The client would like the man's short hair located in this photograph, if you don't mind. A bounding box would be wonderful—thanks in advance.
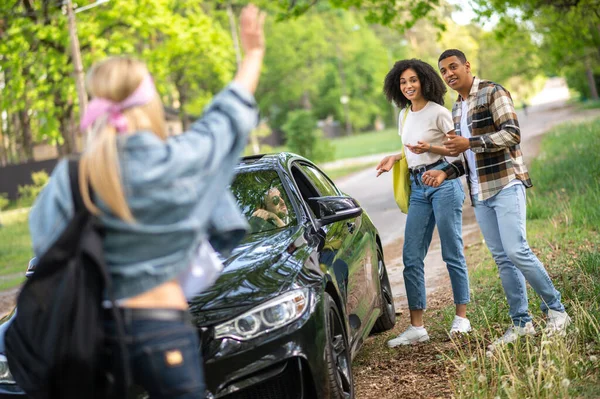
[439,49,467,64]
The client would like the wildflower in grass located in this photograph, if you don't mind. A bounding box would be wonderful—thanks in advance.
[526,367,535,376]
[470,356,477,363]
[541,340,552,345]
[590,355,598,362]
[458,364,466,371]
[486,351,493,358]
[561,378,571,388]
[544,382,553,390]
[478,374,486,383]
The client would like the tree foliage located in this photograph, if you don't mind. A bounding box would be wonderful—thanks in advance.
[1,0,595,169]
[472,0,600,99]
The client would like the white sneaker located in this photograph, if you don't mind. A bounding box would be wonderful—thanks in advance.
[449,315,472,335]
[387,325,430,347]
[488,322,536,350]
[545,309,571,336]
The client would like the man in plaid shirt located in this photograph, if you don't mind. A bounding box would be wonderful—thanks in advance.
[422,49,571,349]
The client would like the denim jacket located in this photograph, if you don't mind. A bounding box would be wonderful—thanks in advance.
[29,82,257,300]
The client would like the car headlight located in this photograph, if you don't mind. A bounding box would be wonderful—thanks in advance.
[0,355,16,384]
[214,288,310,341]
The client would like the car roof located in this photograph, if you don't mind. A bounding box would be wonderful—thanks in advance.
[236,152,309,170]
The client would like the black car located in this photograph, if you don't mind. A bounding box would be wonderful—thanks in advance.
[0,152,396,399]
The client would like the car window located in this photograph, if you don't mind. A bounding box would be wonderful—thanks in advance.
[298,164,339,197]
[230,169,296,234]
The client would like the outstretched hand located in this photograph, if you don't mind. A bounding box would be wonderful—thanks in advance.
[239,4,266,55]
[406,141,430,154]
[421,170,447,187]
[376,155,397,177]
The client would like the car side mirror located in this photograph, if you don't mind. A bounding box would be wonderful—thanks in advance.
[25,257,37,278]
[308,196,363,228]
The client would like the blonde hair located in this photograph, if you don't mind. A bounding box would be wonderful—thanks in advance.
[80,57,167,222]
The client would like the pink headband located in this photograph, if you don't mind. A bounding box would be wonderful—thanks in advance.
[80,74,156,133]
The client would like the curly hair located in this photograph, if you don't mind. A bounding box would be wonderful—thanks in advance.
[383,59,447,109]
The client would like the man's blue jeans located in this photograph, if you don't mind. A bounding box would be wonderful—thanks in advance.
[103,316,205,398]
[403,166,470,310]
[472,183,565,327]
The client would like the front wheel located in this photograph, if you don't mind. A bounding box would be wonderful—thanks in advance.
[324,293,354,399]
[371,252,396,333]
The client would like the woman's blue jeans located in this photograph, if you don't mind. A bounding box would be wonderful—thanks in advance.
[403,165,470,310]
[472,183,565,327]
[103,316,205,399]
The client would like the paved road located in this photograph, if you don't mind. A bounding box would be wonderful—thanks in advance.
[334,77,600,308]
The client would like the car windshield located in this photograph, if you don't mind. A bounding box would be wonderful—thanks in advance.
[230,169,296,234]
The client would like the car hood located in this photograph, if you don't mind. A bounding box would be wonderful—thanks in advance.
[188,226,305,326]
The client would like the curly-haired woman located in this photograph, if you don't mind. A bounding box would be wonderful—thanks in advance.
[375,59,471,346]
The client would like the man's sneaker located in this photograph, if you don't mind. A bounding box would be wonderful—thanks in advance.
[449,315,472,335]
[387,325,430,347]
[488,322,536,350]
[545,309,571,336]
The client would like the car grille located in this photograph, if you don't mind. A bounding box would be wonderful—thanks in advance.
[220,359,302,399]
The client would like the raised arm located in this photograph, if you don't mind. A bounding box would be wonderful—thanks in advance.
[166,5,265,174]
[233,4,266,94]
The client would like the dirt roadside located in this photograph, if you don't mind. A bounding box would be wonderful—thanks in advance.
[353,103,600,398]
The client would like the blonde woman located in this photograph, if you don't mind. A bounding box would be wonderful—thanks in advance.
[28,5,265,397]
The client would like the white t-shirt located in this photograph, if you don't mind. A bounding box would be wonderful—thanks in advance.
[399,101,454,169]
[461,101,480,195]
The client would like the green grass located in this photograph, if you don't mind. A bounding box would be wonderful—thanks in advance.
[527,118,600,228]
[577,99,600,110]
[0,209,32,289]
[252,128,401,162]
[328,128,401,160]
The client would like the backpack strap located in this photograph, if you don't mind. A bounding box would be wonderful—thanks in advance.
[67,158,133,395]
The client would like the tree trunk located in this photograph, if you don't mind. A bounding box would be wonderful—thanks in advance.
[10,113,21,164]
[227,3,242,68]
[585,60,599,101]
[54,95,75,155]
[0,113,6,166]
[336,44,352,135]
[18,108,34,161]
[176,82,190,132]
[59,112,74,155]
[301,90,312,110]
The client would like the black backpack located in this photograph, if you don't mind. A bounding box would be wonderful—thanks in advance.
[5,159,127,399]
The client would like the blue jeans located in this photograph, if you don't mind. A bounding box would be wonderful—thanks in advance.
[403,165,470,310]
[103,317,205,399]
[472,183,565,327]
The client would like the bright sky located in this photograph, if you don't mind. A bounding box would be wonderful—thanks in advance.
[449,0,477,25]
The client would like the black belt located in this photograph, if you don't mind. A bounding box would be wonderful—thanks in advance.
[409,159,445,175]
[104,307,192,323]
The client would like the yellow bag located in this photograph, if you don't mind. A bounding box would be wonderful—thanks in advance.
[392,107,410,213]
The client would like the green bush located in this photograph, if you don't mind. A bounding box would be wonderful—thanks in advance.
[0,193,8,211]
[17,170,49,207]
[282,110,335,163]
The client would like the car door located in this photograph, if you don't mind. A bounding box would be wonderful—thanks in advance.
[292,162,375,346]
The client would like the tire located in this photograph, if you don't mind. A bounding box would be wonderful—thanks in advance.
[324,293,354,399]
[371,252,396,333]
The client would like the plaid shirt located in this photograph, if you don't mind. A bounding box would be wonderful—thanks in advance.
[442,77,532,200]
